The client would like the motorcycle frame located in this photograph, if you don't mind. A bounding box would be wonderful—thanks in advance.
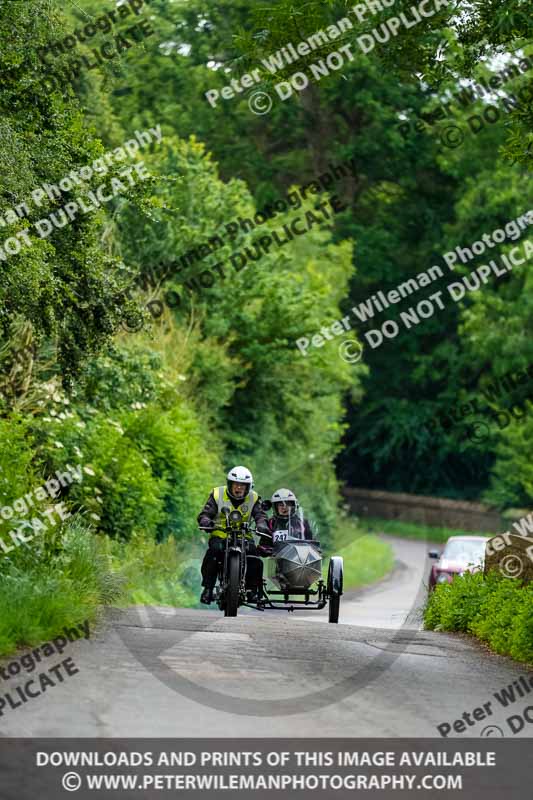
[216,516,251,609]
[257,580,328,612]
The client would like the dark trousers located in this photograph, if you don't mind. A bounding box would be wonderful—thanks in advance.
[201,536,263,589]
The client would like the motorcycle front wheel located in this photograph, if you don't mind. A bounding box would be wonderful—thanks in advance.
[224,551,241,617]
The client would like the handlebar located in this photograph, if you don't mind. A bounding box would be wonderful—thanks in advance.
[198,526,228,534]
[198,525,271,536]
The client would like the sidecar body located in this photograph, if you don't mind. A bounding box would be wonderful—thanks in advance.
[259,529,343,623]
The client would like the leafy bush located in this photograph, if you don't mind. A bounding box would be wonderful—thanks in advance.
[124,403,221,543]
[29,349,222,543]
[425,571,533,663]
[0,415,36,511]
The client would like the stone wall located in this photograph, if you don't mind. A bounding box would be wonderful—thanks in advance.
[342,487,505,533]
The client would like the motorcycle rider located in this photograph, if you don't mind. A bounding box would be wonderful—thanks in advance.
[198,466,269,604]
[258,488,314,554]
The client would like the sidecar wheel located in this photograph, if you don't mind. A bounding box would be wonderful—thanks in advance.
[328,591,340,624]
[327,556,343,624]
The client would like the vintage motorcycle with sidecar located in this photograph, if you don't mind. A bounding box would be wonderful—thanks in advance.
[199,502,343,622]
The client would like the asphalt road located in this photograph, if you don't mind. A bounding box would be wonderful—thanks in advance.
[1,535,531,738]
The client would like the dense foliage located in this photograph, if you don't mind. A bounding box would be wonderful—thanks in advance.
[0,0,531,648]
[425,571,533,663]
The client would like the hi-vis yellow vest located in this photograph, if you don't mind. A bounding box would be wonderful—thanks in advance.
[211,486,258,539]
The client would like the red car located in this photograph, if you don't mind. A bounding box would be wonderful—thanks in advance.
[428,535,490,591]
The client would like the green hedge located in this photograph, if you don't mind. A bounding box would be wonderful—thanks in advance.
[424,571,533,663]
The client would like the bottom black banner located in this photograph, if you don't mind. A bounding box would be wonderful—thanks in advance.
[0,739,530,799]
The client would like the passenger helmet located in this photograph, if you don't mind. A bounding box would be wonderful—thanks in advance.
[227,465,253,498]
[271,488,298,513]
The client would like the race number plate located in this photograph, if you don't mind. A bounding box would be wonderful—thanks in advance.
[273,530,289,542]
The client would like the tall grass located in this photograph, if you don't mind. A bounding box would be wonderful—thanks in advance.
[0,517,122,655]
[106,532,201,608]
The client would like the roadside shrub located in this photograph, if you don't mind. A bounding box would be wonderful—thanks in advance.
[30,361,221,543]
[425,571,533,663]
[424,571,492,631]
[84,423,166,541]
[0,415,38,554]
[124,403,221,543]
[470,578,533,662]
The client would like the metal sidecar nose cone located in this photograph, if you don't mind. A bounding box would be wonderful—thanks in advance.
[276,541,322,588]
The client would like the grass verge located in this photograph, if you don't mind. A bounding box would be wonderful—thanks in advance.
[0,526,200,658]
[331,518,394,590]
[357,516,491,544]
[107,532,200,608]
[424,570,533,663]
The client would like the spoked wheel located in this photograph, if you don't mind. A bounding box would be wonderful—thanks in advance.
[224,551,241,617]
[327,556,343,624]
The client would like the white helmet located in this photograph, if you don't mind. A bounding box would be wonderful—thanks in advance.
[227,465,253,496]
[271,488,298,507]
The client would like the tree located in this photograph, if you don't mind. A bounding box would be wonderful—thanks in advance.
[0,0,154,388]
